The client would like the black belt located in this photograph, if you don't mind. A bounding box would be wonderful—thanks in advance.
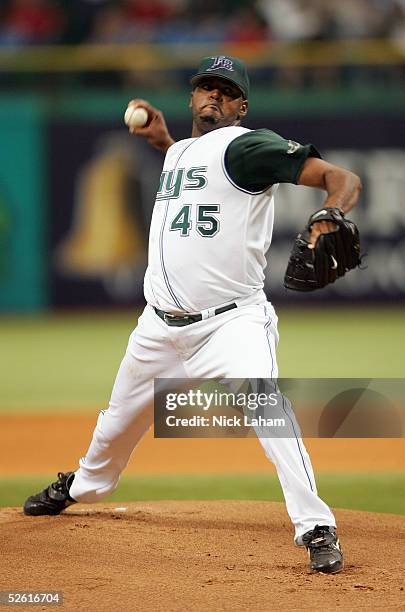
[154,303,237,327]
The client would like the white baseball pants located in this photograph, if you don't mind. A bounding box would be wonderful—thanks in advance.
[69,302,335,541]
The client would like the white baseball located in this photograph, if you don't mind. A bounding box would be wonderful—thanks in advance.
[124,106,148,128]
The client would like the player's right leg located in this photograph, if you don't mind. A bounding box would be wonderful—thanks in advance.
[24,305,185,515]
[181,301,342,573]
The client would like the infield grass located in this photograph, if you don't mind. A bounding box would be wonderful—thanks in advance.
[1,472,404,515]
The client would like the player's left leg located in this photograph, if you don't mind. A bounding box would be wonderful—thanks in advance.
[181,302,342,573]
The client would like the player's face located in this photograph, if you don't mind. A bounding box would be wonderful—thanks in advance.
[190,77,248,136]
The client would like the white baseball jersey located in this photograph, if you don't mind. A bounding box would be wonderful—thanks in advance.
[144,126,276,313]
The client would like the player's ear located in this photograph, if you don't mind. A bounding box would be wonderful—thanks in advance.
[238,99,248,118]
[189,91,194,109]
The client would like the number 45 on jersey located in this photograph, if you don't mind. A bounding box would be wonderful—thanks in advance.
[170,204,220,238]
[157,166,220,238]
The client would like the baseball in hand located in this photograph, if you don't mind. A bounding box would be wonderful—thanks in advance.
[124,105,148,128]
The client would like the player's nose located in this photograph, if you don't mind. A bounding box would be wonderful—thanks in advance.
[209,88,222,100]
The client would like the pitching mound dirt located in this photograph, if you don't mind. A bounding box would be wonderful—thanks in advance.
[1,501,404,611]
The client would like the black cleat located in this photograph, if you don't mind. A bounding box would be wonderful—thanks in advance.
[302,525,343,574]
[24,472,76,516]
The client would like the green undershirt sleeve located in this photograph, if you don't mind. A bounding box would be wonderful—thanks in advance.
[224,128,322,192]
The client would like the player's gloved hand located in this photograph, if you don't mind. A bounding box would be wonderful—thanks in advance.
[127,98,175,153]
[284,207,361,291]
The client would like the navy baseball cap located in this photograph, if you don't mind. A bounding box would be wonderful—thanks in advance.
[190,56,250,100]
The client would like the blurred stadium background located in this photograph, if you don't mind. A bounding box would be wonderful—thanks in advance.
[0,0,404,512]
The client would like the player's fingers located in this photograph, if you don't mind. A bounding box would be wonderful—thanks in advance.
[308,226,321,248]
[127,98,155,113]
[127,98,146,104]
[149,110,166,126]
[131,125,150,134]
[129,124,151,134]
[308,221,337,249]
[131,109,167,137]
[127,100,160,127]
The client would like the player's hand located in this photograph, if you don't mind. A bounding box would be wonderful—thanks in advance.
[284,207,361,291]
[126,99,175,153]
[308,220,338,249]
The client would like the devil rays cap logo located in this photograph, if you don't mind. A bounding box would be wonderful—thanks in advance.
[206,56,234,72]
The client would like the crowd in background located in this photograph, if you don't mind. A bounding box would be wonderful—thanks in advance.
[0,0,403,91]
[0,0,404,46]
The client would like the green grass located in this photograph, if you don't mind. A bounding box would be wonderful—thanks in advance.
[277,307,405,378]
[2,472,404,515]
[0,308,404,412]
[0,312,136,411]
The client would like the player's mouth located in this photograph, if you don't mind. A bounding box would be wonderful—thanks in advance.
[202,103,223,114]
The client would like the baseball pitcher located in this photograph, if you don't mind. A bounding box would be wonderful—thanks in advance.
[24,56,362,574]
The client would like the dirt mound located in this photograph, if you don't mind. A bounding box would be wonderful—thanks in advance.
[1,501,404,611]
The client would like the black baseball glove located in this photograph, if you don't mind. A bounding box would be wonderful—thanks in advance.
[284,207,361,291]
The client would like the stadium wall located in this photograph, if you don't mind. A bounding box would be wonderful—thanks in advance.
[0,88,404,311]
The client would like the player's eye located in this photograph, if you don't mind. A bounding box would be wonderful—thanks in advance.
[223,87,240,99]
